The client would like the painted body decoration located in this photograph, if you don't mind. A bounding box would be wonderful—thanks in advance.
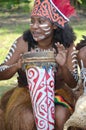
[4,40,17,63]
[0,40,17,72]
[40,24,51,36]
[0,65,10,72]
[30,23,53,41]
[71,47,79,81]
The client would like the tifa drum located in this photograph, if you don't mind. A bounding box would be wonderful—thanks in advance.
[22,50,56,130]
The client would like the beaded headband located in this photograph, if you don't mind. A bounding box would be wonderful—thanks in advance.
[31,0,75,28]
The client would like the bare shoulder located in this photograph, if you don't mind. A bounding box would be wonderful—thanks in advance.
[76,35,86,67]
[78,46,86,67]
[78,46,86,59]
[15,35,28,53]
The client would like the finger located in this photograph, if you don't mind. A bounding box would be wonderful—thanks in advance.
[53,48,56,54]
[55,42,65,51]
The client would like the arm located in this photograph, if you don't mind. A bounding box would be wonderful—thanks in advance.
[77,46,86,68]
[0,36,28,80]
[55,43,79,88]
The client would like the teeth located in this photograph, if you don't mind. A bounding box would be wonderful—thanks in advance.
[42,27,50,31]
[39,24,48,27]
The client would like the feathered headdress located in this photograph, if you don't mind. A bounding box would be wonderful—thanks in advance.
[31,0,76,28]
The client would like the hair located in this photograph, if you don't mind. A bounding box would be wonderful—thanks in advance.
[76,35,86,50]
[23,23,76,51]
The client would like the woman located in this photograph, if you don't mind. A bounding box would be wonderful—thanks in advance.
[0,0,79,130]
[76,35,86,98]
[76,36,86,68]
[76,35,86,130]
[63,36,86,130]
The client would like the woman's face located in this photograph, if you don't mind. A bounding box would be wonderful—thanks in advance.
[30,16,55,42]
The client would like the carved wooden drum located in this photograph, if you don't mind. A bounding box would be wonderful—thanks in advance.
[22,50,56,130]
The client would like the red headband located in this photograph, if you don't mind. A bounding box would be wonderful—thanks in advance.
[31,0,75,28]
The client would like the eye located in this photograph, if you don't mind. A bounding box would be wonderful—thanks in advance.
[30,18,35,24]
[39,18,45,24]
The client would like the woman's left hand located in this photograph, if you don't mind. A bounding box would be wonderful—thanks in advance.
[55,42,68,66]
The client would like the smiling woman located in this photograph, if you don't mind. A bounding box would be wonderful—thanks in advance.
[30,16,56,47]
[0,0,80,130]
